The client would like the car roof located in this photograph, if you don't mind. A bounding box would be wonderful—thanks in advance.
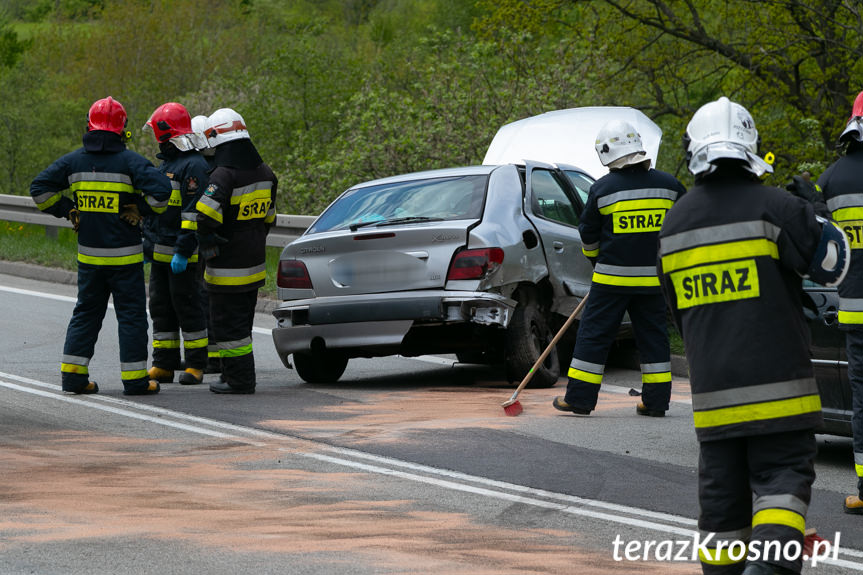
[482,107,663,180]
[349,163,537,190]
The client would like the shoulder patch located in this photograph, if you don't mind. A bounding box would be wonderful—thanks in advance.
[187,176,198,191]
[204,184,217,197]
[166,172,175,180]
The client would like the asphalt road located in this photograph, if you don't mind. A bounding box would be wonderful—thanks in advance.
[1,270,861,574]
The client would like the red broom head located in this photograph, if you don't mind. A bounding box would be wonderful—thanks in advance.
[502,400,523,416]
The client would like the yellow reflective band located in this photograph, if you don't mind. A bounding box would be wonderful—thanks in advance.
[36,193,62,211]
[196,200,223,223]
[265,213,276,224]
[184,337,209,349]
[613,209,666,234]
[61,363,89,374]
[153,339,181,349]
[670,259,759,310]
[153,252,172,263]
[238,197,272,221]
[121,369,149,381]
[662,238,778,273]
[582,247,599,257]
[77,252,144,266]
[592,272,660,287]
[599,198,673,215]
[220,343,253,358]
[567,367,603,384]
[856,463,863,478]
[838,220,863,249]
[208,350,220,358]
[188,254,198,263]
[70,180,134,193]
[168,188,182,207]
[693,394,821,429]
[699,546,746,566]
[832,207,863,222]
[76,191,119,213]
[205,269,267,286]
[838,310,863,324]
[230,188,272,205]
[181,220,198,230]
[642,372,672,384]
[752,509,806,535]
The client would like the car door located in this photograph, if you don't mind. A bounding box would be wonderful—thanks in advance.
[523,161,593,315]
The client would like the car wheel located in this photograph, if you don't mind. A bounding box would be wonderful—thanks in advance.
[505,298,560,388]
[293,351,349,383]
[456,350,490,364]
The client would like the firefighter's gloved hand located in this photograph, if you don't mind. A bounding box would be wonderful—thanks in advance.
[170,253,188,274]
[67,207,80,232]
[786,175,819,203]
[119,203,143,226]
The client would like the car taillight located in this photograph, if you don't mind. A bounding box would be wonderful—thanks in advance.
[447,247,504,281]
[278,260,313,289]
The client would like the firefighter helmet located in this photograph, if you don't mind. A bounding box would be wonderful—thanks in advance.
[190,114,211,151]
[204,108,250,147]
[143,102,197,152]
[87,96,127,134]
[594,120,647,168]
[839,90,863,143]
[684,96,773,177]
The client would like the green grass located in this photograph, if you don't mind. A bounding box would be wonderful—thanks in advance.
[669,324,685,356]
[0,219,281,298]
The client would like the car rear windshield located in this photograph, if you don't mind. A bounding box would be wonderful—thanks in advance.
[308,175,489,234]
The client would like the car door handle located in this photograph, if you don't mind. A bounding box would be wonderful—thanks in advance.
[823,308,838,325]
[553,241,564,253]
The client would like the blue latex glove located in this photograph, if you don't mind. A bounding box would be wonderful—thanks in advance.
[170,253,188,274]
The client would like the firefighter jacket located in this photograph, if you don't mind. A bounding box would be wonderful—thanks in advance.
[30,131,171,267]
[195,139,277,293]
[818,143,863,326]
[580,165,685,293]
[657,167,823,441]
[142,144,210,264]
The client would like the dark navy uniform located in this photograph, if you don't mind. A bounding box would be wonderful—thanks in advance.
[563,165,685,413]
[818,141,863,501]
[30,130,171,394]
[658,166,824,574]
[196,139,277,392]
[142,145,210,373]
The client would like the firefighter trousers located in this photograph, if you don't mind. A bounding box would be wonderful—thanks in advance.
[209,289,258,390]
[149,262,208,371]
[60,263,150,393]
[844,327,863,497]
[697,430,816,574]
[563,288,671,412]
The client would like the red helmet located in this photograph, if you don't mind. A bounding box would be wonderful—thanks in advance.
[145,102,193,143]
[87,96,127,134]
[849,90,863,122]
[841,90,863,143]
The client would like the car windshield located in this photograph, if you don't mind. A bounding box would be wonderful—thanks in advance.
[308,175,488,234]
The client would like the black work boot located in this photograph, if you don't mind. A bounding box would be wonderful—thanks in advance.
[209,375,254,394]
[123,380,160,396]
[552,396,591,415]
[636,402,666,417]
[64,381,99,395]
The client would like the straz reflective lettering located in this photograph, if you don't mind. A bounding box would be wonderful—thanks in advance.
[76,191,119,213]
[238,198,272,220]
[670,259,759,309]
[168,188,183,207]
[841,220,863,249]
[613,209,665,234]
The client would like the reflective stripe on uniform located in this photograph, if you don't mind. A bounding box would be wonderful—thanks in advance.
[661,238,778,274]
[752,508,806,535]
[196,195,223,224]
[152,243,199,264]
[205,263,267,286]
[182,329,209,350]
[121,361,148,382]
[33,191,63,211]
[77,244,143,266]
[153,331,181,349]
[838,298,863,325]
[855,452,863,478]
[596,188,678,213]
[217,337,253,358]
[229,181,273,204]
[660,220,782,255]
[61,354,90,375]
[696,527,751,564]
[592,263,659,287]
[568,358,604,384]
[168,181,182,207]
[582,241,599,257]
[826,193,863,213]
[69,171,134,193]
[692,378,821,429]
[752,494,808,517]
[181,212,198,230]
[641,362,672,383]
[145,192,168,214]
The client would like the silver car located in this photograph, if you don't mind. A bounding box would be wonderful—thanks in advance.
[272,108,663,385]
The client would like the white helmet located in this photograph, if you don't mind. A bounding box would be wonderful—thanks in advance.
[205,108,250,147]
[190,114,212,152]
[685,96,772,177]
[594,120,648,168]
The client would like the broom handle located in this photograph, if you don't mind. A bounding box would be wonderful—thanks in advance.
[507,293,590,401]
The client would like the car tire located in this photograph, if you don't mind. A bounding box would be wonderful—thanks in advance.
[293,351,349,383]
[505,297,560,388]
[455,350,490,364]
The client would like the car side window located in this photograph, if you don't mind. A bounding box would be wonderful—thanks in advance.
[563,170,592,206]
[530,169,580,227]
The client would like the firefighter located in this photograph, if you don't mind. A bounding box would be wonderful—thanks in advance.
[658,96,849,574]
[816,89,863,516]
[552,118,685,417]
[190,113,220,374]
[195,108,277,394]
[141,102,211,386]
[29,96,172,395]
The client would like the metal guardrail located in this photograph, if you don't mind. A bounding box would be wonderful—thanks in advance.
[0,193,314,247]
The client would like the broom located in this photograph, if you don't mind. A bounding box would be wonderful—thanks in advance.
[502,292,589,416]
